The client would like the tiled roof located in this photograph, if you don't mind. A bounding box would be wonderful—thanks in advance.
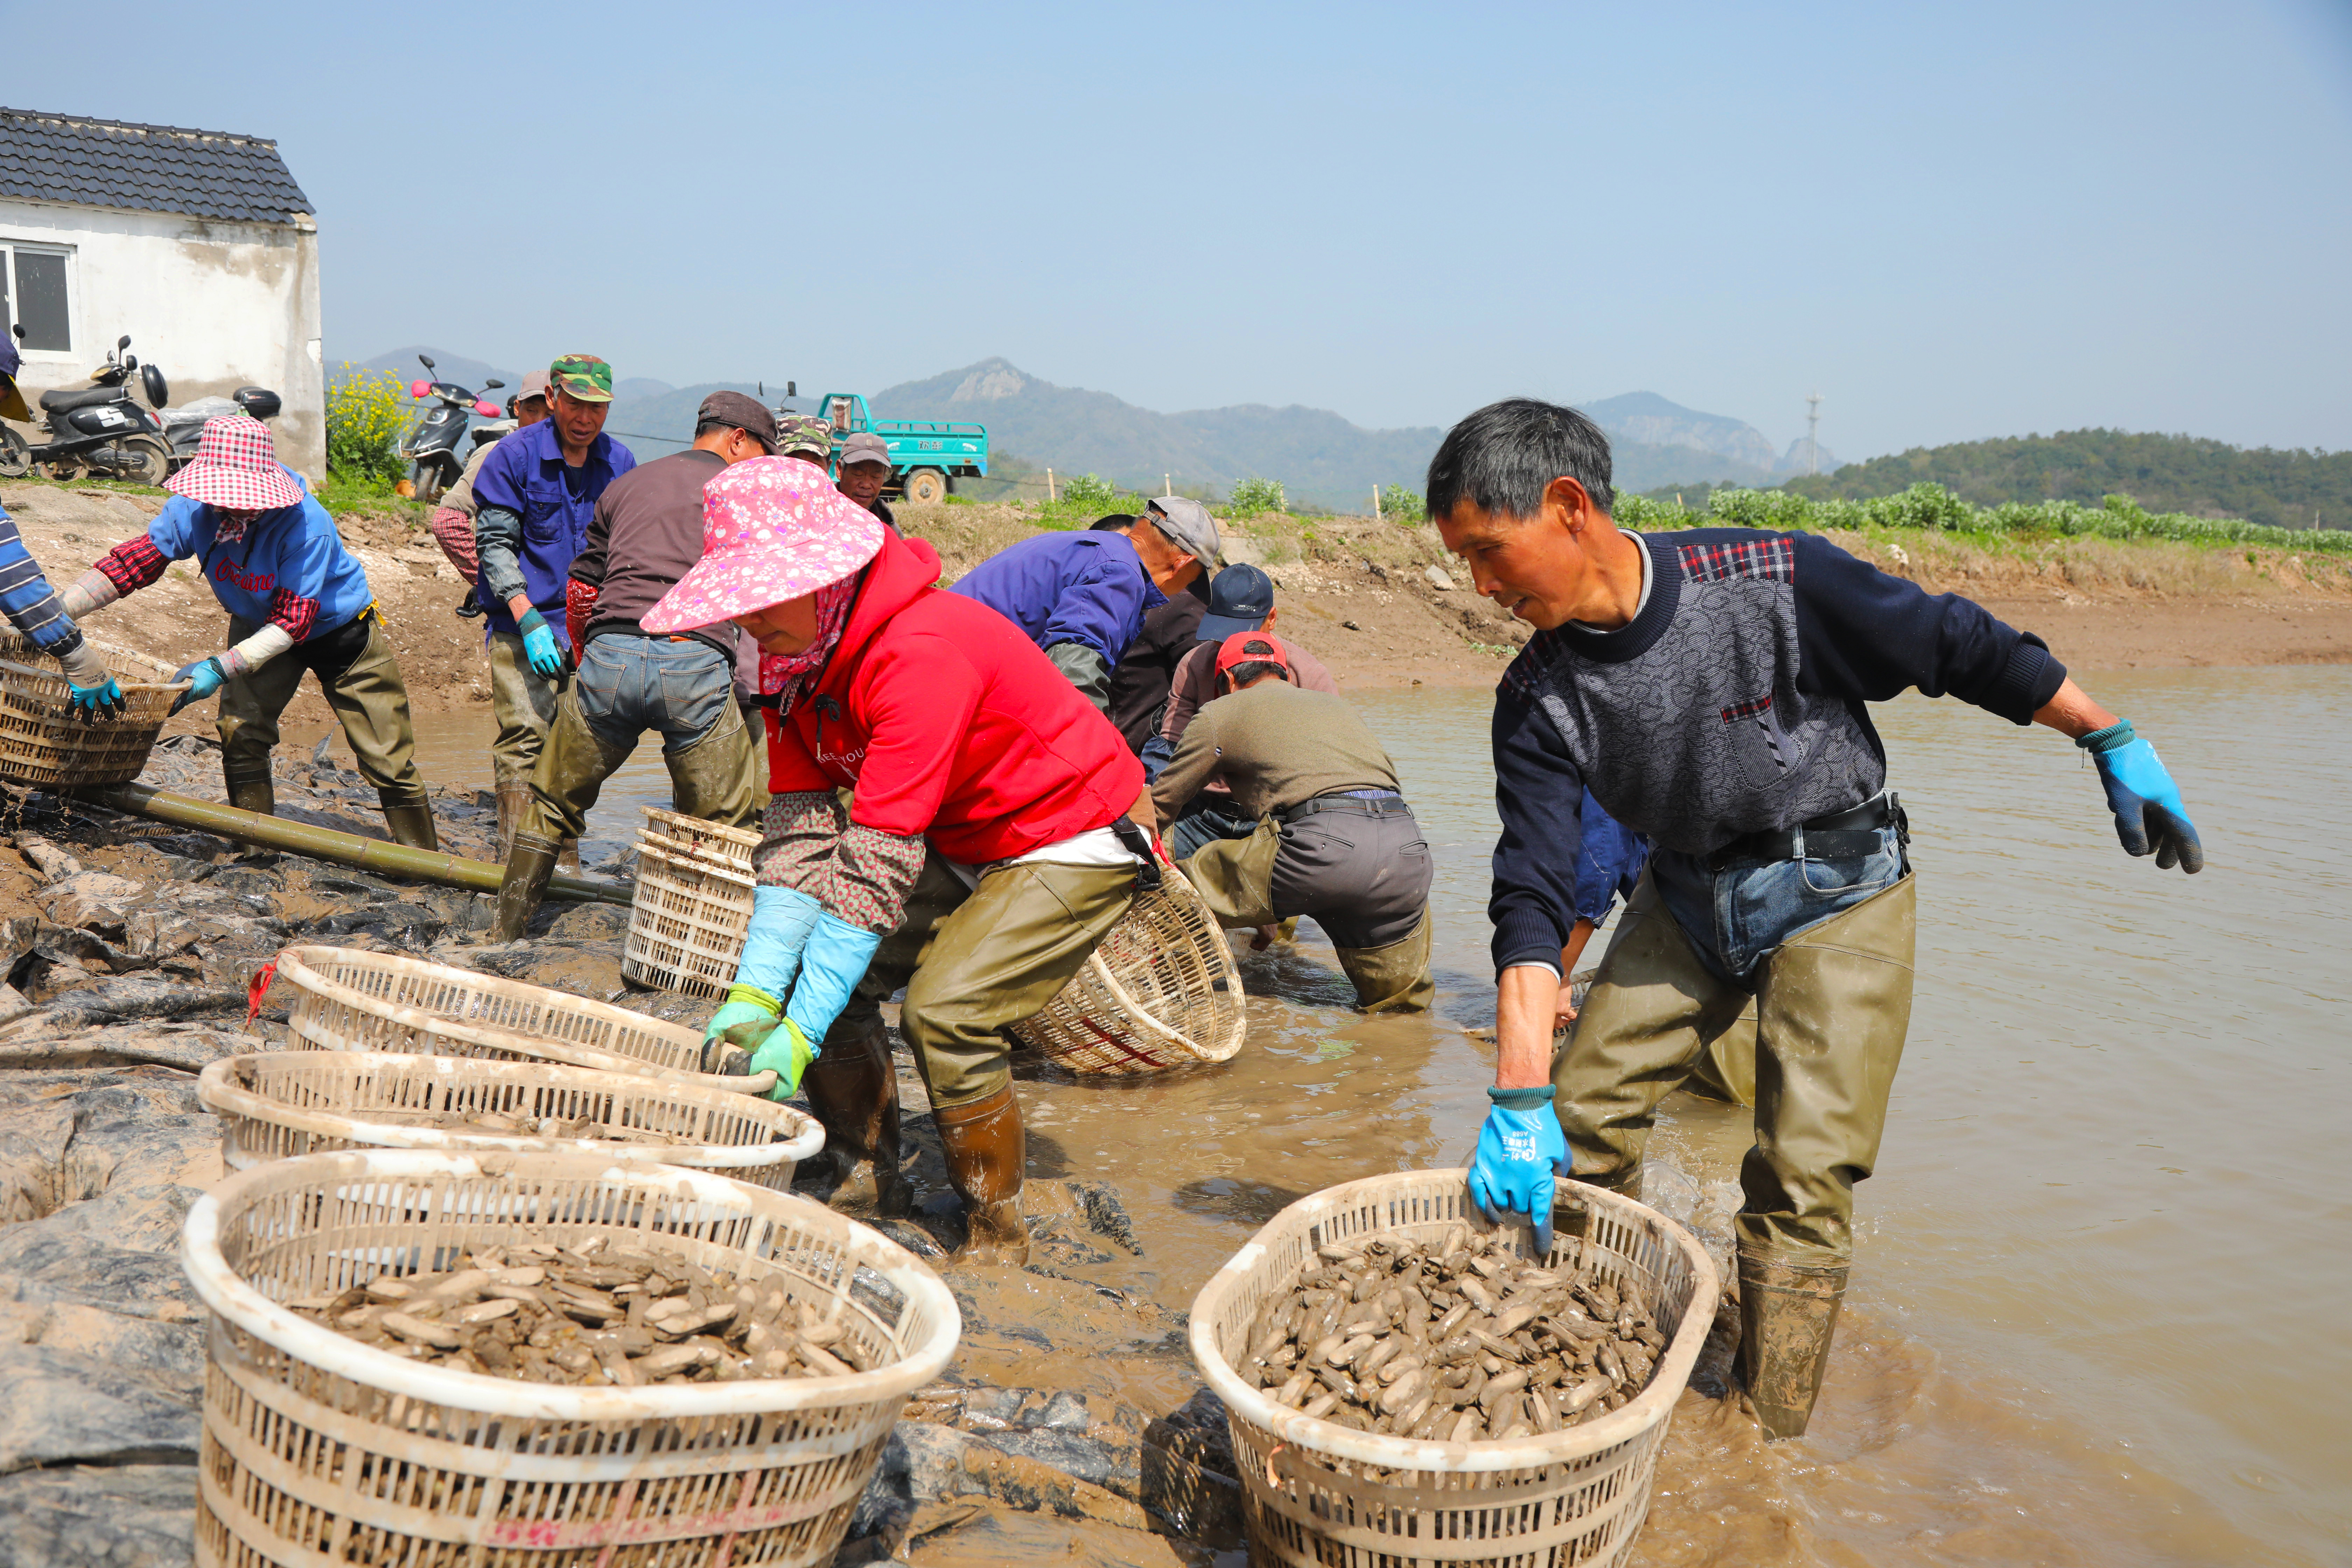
[0,107,313,225]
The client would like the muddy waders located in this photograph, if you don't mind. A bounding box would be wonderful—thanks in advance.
[799,1016,908,1216]
[1555,839,1915,1440]
[825,850,1134,1258]
[489,636,758,942]
[216,609,438,851]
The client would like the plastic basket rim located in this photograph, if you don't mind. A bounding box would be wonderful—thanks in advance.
[273,945,777,1097]
[635,833,757,887]
[642,803,761,848]
[198,1050,824,1169]
[180,1148,961,1422]
[1186,1166,1722,1473]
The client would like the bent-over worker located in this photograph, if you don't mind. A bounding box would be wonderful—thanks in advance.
[1145,562,1338,859]
[947,528,1166,711]
[1438,398,2203,1442]
[469,354,635,856]
[639,457,1154,1258]
[62,416,435,845]
[0,338,120,717]
[488,393,775,940]
[1103,496,1222,752]
[1154,632,1435,1013]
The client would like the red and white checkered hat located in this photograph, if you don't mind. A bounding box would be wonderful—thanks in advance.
[164,415,303,511]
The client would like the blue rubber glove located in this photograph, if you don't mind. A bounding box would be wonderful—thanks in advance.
[735,886,824,1002]
[1469,1086,1570,1255]
[67,676,125,723]
[783,911,883,1045]
[168,657,225,715]
[516,608,566,678]
[2081,720,2203,874]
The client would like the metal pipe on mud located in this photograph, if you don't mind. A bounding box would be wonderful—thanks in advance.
[80,782,635,908]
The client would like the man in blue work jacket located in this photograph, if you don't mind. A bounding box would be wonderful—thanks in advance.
[946,528,1165,712]
[468,354,636,861]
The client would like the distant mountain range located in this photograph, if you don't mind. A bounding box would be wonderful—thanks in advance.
[338,346,1833,507]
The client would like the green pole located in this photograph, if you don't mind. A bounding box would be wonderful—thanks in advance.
[80,782,635,908]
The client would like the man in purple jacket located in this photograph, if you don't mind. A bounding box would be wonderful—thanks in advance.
[947,529,1165,713]
[1436,398,2203,1442]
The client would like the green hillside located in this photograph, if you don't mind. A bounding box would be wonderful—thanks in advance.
[1782,429,2350,532]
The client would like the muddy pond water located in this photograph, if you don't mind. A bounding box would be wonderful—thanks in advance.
[365,665,2347,1566]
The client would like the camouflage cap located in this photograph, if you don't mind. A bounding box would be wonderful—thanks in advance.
[548,354,613,403]
[774,413,835,462]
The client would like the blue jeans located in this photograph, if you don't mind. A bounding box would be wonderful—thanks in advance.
[1650,824,1907,985]
[523,634,761,844]
[1166,793,1256,861]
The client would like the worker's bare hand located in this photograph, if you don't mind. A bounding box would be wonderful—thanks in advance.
[1250,923,1279,952]
[1553,979,1578,1034]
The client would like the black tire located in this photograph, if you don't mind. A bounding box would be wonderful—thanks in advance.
[903,467,947,505]
[413,458,448,507]
[113,436,169,488]
[0,426,28,479]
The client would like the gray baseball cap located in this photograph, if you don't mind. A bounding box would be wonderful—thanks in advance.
[1144,496,1223,566]
[839,431,891,468]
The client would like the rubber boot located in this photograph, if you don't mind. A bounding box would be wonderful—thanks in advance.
[932,1084,1028,1262]
[802,1020,908,1216]
[1735,1247,1847,1441]
[378,791,439,853]
[224,768,275,819]
[490,831,560,943]
[494,786,533,859]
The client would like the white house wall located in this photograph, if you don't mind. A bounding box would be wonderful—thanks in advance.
[0,198,324,479]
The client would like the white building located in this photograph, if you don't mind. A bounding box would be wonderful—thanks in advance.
[0,107,323,477]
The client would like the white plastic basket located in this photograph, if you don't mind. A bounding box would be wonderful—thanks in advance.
[622,807,761,998]
[182,1149,960,1568]
[1188,1170,1720,1568]
[199,1050,824,1189]
[272,944,775,1095]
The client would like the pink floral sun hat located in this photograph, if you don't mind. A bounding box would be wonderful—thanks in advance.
[165,415,303,511]
[643,456,885,632]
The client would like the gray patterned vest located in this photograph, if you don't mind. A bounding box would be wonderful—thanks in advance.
[1502,532,1885,856]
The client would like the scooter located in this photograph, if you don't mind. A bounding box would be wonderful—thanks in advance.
[0,328,171,486]
[398,354,502,505]
[159,385,283,471]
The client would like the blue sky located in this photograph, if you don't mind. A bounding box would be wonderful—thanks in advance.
[13,0,2350,460]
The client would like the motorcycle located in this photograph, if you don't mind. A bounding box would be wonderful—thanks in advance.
[159,385,283,471]
[0,328,171,486]
[398,353,502,505]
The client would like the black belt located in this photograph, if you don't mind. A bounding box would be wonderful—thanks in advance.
[1709,792,1908,868]
[1279,790,1411,826]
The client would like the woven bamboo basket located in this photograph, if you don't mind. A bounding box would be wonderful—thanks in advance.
[0,632,186,788]
[1007,869,1247,1074]
[622,806,761,998]
[200,1050,825,1189]
[182,1149,960,1568]
[274,944,776,1096]
[1189,1170,1721,1568]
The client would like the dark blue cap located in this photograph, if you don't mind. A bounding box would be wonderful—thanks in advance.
[1196,561,1275,642]
[0,336,18,383]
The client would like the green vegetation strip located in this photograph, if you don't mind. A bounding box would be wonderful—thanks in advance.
[1615,482,2352,554]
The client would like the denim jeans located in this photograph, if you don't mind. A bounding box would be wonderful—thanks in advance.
[1650,824,1907,985]
[1166,793,1256,861]
[520,634,761,845]
[575,635,734,752]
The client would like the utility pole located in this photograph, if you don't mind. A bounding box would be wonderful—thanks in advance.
[1806,392,1823,477]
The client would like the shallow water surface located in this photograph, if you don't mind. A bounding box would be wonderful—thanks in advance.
[381,667,2347,1565]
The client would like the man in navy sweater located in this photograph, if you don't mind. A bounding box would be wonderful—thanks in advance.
[1436,399,2202,1441]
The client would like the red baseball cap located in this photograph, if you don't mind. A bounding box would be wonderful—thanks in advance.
[1213,630,1290,679]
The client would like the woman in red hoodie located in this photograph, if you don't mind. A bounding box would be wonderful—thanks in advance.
[643,456,1154,1257]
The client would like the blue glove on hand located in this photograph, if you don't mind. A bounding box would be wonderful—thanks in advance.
[168,657,225,716]
[516,609,566,678]
[735,886,824,1002]
[68,677,124,723]
[2082,720,2203,874]
[783,911,882,1046]
[1469,1086,1570,1255]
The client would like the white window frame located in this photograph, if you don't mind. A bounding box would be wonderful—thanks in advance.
[0,240,78,362]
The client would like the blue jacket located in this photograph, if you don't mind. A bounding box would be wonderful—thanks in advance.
[947,531,1165,666]
[469,419,634,645]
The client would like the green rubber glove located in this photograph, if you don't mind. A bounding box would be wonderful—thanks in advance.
[701,986,778,1073]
